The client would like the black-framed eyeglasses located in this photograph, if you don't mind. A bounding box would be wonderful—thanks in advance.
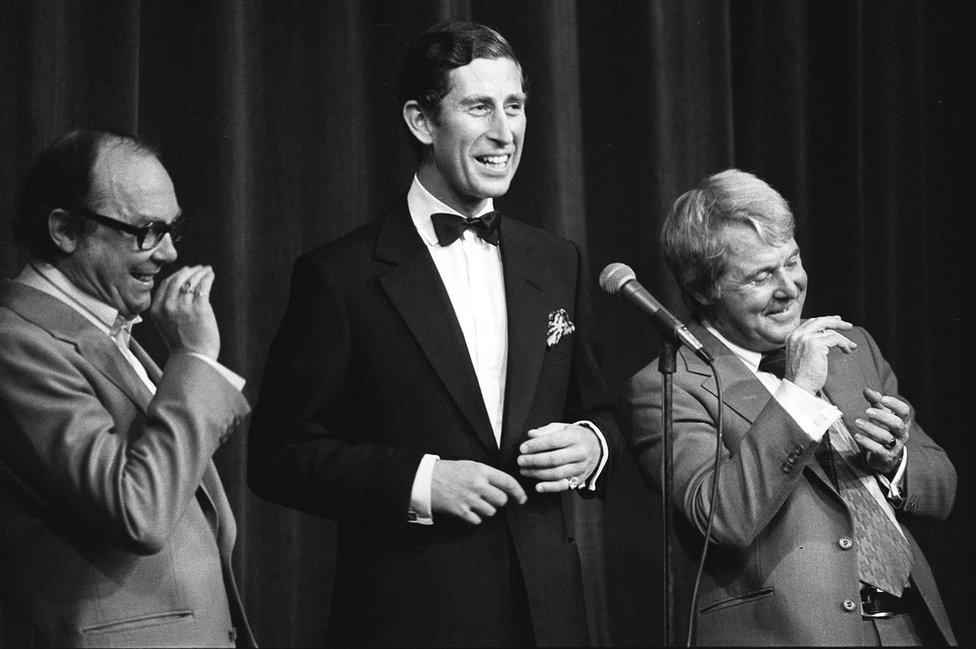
[75,207,186,251]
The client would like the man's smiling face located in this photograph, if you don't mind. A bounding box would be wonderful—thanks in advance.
[707,223,807,353]
[415,56,526,216]
[58,146,180,318]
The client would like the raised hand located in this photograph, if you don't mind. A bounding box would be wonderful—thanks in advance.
[855,387,911,474]
[150,265,220,359]
[785,315,857,394]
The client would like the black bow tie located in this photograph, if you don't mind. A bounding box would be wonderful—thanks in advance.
[758,348,787,379]
[430,211,502,246]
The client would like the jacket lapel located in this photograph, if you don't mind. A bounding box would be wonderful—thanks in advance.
[691,324,769,425]
[0,281,153,411]
[130,338,163,385]
[822,347,869,441]
[498,224,550,460]
[375,204,498,454]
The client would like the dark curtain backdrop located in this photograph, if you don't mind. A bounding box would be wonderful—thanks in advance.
[2,1,973,646]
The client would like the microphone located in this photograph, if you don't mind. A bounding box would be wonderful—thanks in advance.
[599,263,714,363]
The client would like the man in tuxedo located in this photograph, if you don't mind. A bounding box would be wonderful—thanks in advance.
[626,169,956,645]
[0,129,254,647]
[249,21,619,647]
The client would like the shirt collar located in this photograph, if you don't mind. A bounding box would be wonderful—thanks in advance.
[17,261,141,336]
[703,321,764,373]
[407,175,495,247]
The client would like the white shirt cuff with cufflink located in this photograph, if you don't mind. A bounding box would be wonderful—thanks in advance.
[773,379,842,442]
[407,453,439,525]
[574,420,608,490]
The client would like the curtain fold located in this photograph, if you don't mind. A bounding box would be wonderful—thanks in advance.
[1,1,973,645]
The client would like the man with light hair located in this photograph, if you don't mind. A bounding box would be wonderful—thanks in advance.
[626,169,956,645]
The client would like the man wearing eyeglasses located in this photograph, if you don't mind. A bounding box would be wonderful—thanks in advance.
[0,129,254,647]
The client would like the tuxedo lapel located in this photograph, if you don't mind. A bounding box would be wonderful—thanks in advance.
[498,225,550,460]
[0,281,153,411]
[375,206,497,454]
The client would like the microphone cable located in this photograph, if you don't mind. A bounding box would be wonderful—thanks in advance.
[684,360,724,647]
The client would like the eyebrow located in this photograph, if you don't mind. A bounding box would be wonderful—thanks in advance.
[134,209,183,226]
[745,246,801,278]
[459,92,528,107]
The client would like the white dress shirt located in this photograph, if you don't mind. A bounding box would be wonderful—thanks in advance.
[706,324,908,532]
[16,262,245,394]
[406,176,607,524]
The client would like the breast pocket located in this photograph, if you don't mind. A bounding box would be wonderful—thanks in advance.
[699,587,775,615]
[82,609,195,637]
[542,338,573,364]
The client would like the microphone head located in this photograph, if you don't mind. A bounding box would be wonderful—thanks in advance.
[599,262,637,295]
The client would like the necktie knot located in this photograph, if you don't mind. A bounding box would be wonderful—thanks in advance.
[758,347,787,379]
[431,211,502,246]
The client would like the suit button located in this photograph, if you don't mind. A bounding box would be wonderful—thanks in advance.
[793,444,805,454]
[842,598,857,612]
[838,537,853,550]
[781,463,791,473]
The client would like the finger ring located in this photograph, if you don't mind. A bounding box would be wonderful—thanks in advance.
[567,477,580,490]
[884,438,897,450]
[180,282,193,293]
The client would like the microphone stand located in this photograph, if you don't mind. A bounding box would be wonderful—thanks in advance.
[658,341,678,647]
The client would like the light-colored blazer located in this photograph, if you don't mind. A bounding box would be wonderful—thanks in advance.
[627,323,956,646]
[0,280,254,647]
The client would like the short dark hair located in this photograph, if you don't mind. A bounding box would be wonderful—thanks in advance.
[662,169,795,316]
[397,21,525,156]
[14,129,158,262]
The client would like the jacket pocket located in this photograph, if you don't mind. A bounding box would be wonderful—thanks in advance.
[699,588,774,615]
[82,609,194,635]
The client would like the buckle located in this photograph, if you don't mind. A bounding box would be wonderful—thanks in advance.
[860,585,898,619]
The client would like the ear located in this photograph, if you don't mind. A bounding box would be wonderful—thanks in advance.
[690,289,712,308]
[403,100,434,146]
[48,209,82,254]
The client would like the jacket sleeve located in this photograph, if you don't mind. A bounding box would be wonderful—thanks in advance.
[247,254,424,530]
[626,358,817,549]
[858,328,956,521]
[0,324,249,555]
[564,241,622,497]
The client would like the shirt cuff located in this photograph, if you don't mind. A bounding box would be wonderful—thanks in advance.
[574,420,609,491]
[187,352,246,392]
[773,380,842,442]
[407,454,439,525]
[877,446,909,501]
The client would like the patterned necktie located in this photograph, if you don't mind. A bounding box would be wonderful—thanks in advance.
[828,432,914,596]
[431,211,502,246]
[758,347,787,379]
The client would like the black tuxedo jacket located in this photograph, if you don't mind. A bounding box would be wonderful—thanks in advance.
[249,200,619,646]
